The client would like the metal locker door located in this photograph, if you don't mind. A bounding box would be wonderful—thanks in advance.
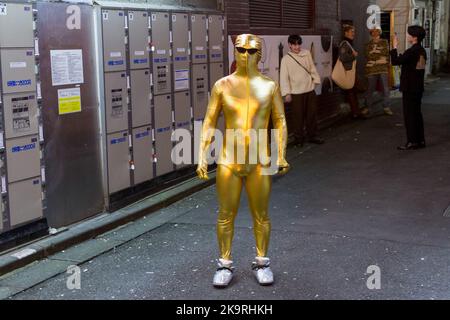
[174,91,191,131]
[0,49,36,94]
[150,12,171,95]
[104,72,128,133]
[130,69,151,128]
[102,10,126,72]
[5,135,40,183]
[132,126,153,185]
[150,12,170,63]
[154,94,173,176]
[154,94,172,130]
[0,3,34,48]
[192,64,208,122]
[172,13,189,65]
[191,14,207,64]
[209,62,224,90]
[155,129,173,176]
[208,15,224,63]
[128,11,150,70]
[172,12,190,93]
[8,177,43,228]
[2,93,39,139]
[107,131,130,194]
[174,91,192,169]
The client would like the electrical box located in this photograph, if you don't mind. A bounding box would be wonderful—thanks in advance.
[191,14,207,64]
[192,64,208,122]
[107,131,131,193]
[2,93,38,139]
[5,135,40,183]
[208,15,224,63]
[132,126,153,185]
[104,72,128,133]
[209,62,224,91]
[128,10,150,70]
[102,10,126,72]
[0,49,36,94]
[130,69,151,128]
[8,177,43,227]
[0,3,34,48]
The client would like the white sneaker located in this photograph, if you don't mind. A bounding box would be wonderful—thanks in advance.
[252,257,274,286]
[213,259,234,288]
[384,107,394,116]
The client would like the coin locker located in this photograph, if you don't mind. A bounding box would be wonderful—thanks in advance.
[191,14,207,64]
[192,64,208,122]
[102,10,126,72]
[154,94,173,176]
[0,49,36,94]
[132,126,153,184]
[130,69,152,128]
[172,12,190,92]
[104,72,128,133]
[107,131,131,194]
[208,15,224,63]
[0,3,34,48]
[128,10,150,70]
[8,177,43,228]
[151,12,171,95]
[2,93,38,139]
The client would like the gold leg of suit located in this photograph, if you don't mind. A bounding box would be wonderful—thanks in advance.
[216,165,272,261]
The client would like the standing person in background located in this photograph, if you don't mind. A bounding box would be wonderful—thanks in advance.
[364,26,393,116]
[339,25,368,119]
[280,34,324,147]
[390,26,427,151]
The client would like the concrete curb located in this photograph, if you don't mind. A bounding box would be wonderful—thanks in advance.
[0,173,216,278]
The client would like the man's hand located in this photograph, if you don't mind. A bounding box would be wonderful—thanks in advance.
[284,94,292,104]
[352,50,359,57]
[196,164,209,181]
[392,34,399,50]
[277,160,290,176]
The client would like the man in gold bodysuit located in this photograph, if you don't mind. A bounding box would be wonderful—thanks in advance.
[197,34,289,287]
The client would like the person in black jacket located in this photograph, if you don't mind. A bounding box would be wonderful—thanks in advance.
[390,26,427,150]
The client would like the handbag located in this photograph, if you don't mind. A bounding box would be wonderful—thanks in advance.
[332,41,356,90]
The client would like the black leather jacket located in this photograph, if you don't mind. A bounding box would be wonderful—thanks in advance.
[339,38,356,71]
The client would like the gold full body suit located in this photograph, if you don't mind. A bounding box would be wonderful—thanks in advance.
[197,34,289,261]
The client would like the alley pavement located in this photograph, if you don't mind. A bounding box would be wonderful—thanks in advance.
[6,76,450,300]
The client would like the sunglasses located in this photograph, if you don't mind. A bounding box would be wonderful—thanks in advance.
[236,47,258,55]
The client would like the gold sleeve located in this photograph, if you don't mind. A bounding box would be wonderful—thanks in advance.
[198,83,223,167]
[271,84,288,167]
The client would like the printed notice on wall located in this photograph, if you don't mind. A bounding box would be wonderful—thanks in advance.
[58,87,82,115]
[175,69,189,90]
[51,49,84,86]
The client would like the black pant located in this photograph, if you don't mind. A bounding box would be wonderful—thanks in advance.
[290,91,318,142]
[402,91,425,144]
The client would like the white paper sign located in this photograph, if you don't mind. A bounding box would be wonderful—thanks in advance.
[134,51,145,56]
[175,69,189,90]
[157,49,166,55]
[177,48,186,53]
[50,49,84,86]
[10,62,26,68]
[110,51,122,57]
[195,46,204,51]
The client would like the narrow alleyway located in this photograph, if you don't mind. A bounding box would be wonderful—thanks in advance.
[6,76,450,300]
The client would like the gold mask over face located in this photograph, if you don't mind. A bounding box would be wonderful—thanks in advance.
[234,34,262,72]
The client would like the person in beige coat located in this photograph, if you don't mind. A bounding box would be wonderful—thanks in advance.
[280,35,324,146]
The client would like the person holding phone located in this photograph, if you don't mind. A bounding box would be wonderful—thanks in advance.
[390,26,427,150]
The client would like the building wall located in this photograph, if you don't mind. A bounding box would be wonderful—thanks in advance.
[377,0,411,52]
[340,0,376,78]
[224,0,344,124]
[106,0,220,10]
